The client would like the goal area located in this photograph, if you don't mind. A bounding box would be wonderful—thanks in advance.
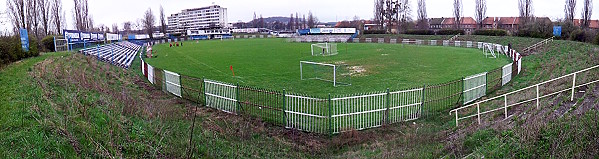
[300,61,351,87]
[311,43,338,56]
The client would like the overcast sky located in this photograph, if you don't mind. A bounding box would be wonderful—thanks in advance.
[0,0,598,32]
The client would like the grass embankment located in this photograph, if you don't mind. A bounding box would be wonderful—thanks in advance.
[0,53,323,158]
[449,39,599,158]
[145,38,509,96]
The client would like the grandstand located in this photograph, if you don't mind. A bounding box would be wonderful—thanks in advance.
[79,41,141,69]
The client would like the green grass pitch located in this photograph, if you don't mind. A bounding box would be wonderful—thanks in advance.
[143,38,511,96]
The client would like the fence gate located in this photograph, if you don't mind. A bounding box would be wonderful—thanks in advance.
[330,92,387,133]
[204,79,238,114]
[285,94,329,134]
[164,70,182,97]
[464,73,487,104]
[54,36,69,52]
[389,88,424,123]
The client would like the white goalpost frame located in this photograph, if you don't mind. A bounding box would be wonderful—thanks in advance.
[311,43,338,56]
[300,61,351,87]
[483,43,497,58]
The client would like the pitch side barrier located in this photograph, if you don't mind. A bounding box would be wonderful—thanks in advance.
[139,37,524,135]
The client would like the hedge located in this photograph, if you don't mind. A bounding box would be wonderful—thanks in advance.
[436,29,464,35]
[363,30,386,34]
[473,29,507,36]
[405,29,435,35]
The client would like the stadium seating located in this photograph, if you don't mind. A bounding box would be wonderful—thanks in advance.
[292,35,352,43]
[79,41,141,69]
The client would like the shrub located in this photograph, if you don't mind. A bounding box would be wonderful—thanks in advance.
[473,29,507,36]
[405,29,435,35]
[595,33,599,45]
[436,29,464,35]
[569,29,597,43]
[517,20,553,38]
[363,30,386,34]
[0,35,40,66]
[42,35,55,52]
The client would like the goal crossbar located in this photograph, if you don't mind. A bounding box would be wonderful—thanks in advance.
[300,61,350,87]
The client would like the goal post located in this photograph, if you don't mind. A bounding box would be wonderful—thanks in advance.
[311,43,338,56]
[300,61,351,87]
[483,43,497,58]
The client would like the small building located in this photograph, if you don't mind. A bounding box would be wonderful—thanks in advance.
[573,19,599,30]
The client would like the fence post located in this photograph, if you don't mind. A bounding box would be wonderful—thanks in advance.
[571,73,576,101]
[537,84,540,109]
[421,85,426,118]
[477,103,481,124]
[203,77,207,107]
[386,88,390,125]
[455,111,459,127]
[461,77,465,105]
[236,83,241,114]
[328,93,332,137]
[504,95,508,119]
[282,89,286,127]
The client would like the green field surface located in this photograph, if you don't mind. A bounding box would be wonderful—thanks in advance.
[143,38,511,96]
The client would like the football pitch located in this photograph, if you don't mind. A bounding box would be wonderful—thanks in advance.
[143,38,511,96]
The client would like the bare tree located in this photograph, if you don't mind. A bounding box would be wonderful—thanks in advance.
[142,8,155,39]
[288,13,294,30]
[7,0,27,33]
[453,0,463,29]
[564,0,576,23]
[417,0,427,29]
[518,0,533,23]
[295,13,300,29]
[259,14,264,28]
[252,12,257,28]
[51,0,62,34]
[37,0,50,36]
[302,15,306,29]
[123,21,131,33]
[26,0,38,34]
[159,5,166,34]
[475,0,486,29]
[374,0,385,27]
[112,23,118,33]
[307,11,317,28]
[581,0,593,28]
[73,0,90,30]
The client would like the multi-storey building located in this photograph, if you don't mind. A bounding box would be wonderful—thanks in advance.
[167,5,228,35]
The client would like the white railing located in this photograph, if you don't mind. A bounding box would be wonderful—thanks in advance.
[164,70,182,97]
[450,65,599,127]
[204,79,238,114]
[522,36,555,53]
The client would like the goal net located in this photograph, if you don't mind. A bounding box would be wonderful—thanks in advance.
[54,36,69,52]
[311,43,338,56]
[300,61,351,87]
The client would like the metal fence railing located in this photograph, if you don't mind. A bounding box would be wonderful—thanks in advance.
[137,37,526,134]
[450,65,599,127]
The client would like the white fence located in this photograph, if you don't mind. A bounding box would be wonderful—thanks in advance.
[164,70,182,97]
[450,65,599,127]
[204,80,238,114]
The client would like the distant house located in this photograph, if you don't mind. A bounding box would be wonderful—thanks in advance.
[573,19,599,30]
[481,17,552,33]
[428,17,477,34]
